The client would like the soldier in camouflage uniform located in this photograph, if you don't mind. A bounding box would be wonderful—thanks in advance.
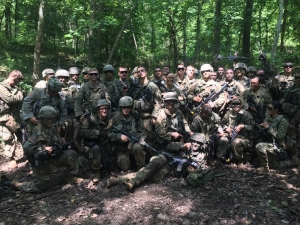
[22,77,67,135]
[234,63,250,89]
[174,64,187,89]
[11,106,82,192]
[100,64,123,111]
[151,67,163,83]
[82,67,90,83]
[35,69,55,89]
[190,105,228,163]
[221,98,255,168]
[246,66,257,79]
[68,67,81,91]
[107,96,147,171]
[74,68,110,117]
[127,66,161,142]
[255,101,294,172]
[242,77,272,124]
[155,92,192,152]
[79,99,113,183]
[0,70,24,168]
[187,63,226,113]
[184,65,197,90]
[117,66,131,105]
[217,66,225,82]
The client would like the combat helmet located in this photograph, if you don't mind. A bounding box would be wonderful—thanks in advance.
[119,96,133,107]
[200,64,213,73]
[234,63,247,71]
[55,69,70,78]
[69,67,80,75]
[247,66,257,73]
[42,69,55,78]
[163,92,178,101]
[96,99,110,109]
[46,77,63,92]
[103,64,115,73]
[190,133,206,144]
[38,106,57,118]
[82,67,90,74]
[194,68,199,76]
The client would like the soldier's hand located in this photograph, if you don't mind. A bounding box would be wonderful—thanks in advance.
[171,132,182,139]
[45,146,52,154]
[181,142,192,150]
[261,123,269,129]
[121,134,129,142]
[193,95,202,102]
[57,126,62,134]
[234,124,244,133]
[30,117,40,125]
[178,96,184,101]
[249,106,257,112]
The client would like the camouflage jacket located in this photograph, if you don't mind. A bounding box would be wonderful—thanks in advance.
[263,114,288,147]
[187,79,226,108]
[34,80,47,89]
[22,88,67,126]
[225,80,245,101]
[23,125,63,179]
[0,81,23,123]
[282,85,300,118]
[235,76,250,89]
[221,108,255,140]
[74,81,110,117]
[155,108,190,144]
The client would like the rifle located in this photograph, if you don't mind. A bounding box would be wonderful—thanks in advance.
[246,95,265,124]
[254,123,290,161]
[209,134,217,161]
[155,80,169,93]
[112,126,199,176]
[218,54,251,62]
[227,113,243,161]
[166,126,191,140]
[196,83,228,112]
[34,141,73,166]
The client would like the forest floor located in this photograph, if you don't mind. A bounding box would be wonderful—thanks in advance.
[0,157,299,225]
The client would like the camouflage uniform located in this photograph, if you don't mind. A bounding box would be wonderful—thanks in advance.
[175,76,188,90]
[74,81,110,117]
[34,80,47,89]
[101,77,124,110]
[155,108,191,152]
[187,79,226,111]
[255,115,292,170]
[236,76,250,89]
[242,88,272,124]
[107,111,147,171]
[221,109,255,161]
[190,112,228,160]
[14,106,80,192]
[0,81,23,160]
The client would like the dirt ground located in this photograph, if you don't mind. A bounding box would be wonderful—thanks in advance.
[0,158,299,225]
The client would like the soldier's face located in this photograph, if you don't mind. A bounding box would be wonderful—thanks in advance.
[154,68,162,78]
[165,100,177,112]
[83,72,90,80]
[162,67,169,75]
[137,67,147,78]
[176,66,185,75]
[231,102,241,112]
[42,117,56,127]
[226,70,234,81]
[166,76,174,85]
[98,106,109,118]
[186,67,194,79]
[284,64,293,73]
[121,106,131,116]
[210,72,217,81]
[70,74,79,82]
[218,68,224,76]
[118,68,128,80]
[202,70,210,79]
[57,76,68,85]
[250,78,260,90]
[267,104,276,115]
[89,72,99,81]
[235,69,243,77]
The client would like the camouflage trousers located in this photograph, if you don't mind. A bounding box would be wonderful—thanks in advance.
[0,125,23,160]
[231,137,251,160]
[84,144,102,171]
[119,154,169,185]
[215,137,229,159]
[255,142,291,169]
[115,142,146,171]
[20,150,79,192]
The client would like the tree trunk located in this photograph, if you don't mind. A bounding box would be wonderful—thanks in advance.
[195,2,201,64]
[15,0,18,37]
[213,0,221,56]
[4,0,12,40]
[88,0,96,65]
[182,10,187,66]
[106,0,139,64]
[280,0,288,52]
[271,0,284,67]
[33,0,45,82]
[167,10,178,71]
[242,0,254,58]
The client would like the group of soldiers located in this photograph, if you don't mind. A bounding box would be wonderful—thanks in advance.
[1,61,300,192]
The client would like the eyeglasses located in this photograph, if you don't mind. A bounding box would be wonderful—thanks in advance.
[138,69,145,73]
[89,73,99,76]
[284,65,293,68]
[83,72,89,75]
[155,70,161,72]
[295,77,300,80]
[121,106,131,109]
[104,71,114,74]
[99,107,109,111]
[120,71,128,74]
[231,103,241,107]
[258,73,265,76]
[267,106,274,110]
[177,68,184,71]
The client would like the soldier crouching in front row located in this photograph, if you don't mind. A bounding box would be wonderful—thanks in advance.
[11,106,83,192]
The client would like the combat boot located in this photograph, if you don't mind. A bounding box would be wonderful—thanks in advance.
[92,171,101,183]
[125,179,136,192]
[11,179,22,190]
[106,176,120,188]
[257,165,269,173]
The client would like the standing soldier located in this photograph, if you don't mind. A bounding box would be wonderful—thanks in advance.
[0,70,24,168]
[107,96,147,171]
[11,106,83,192]
[221,98,255,168]
[35,69,55,89]
[69,67,81,90]
[81,67,90,83]
[184,65,197,90]
[74,68,110,117]
[247,66,257,79]
[22,77,67,135]
[242,77,272,124]
[174,63,186,89]
[234,63,250,89]
[117,66,131,106]
[217,66,225,82]
[79,99,113,183]
[187,63,226,113]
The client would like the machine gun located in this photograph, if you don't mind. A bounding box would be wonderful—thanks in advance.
[217,54,251,62]
[196,83,228,112]
[246,95,265,124]
[112,126,199,176]
[166,126,191,140]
